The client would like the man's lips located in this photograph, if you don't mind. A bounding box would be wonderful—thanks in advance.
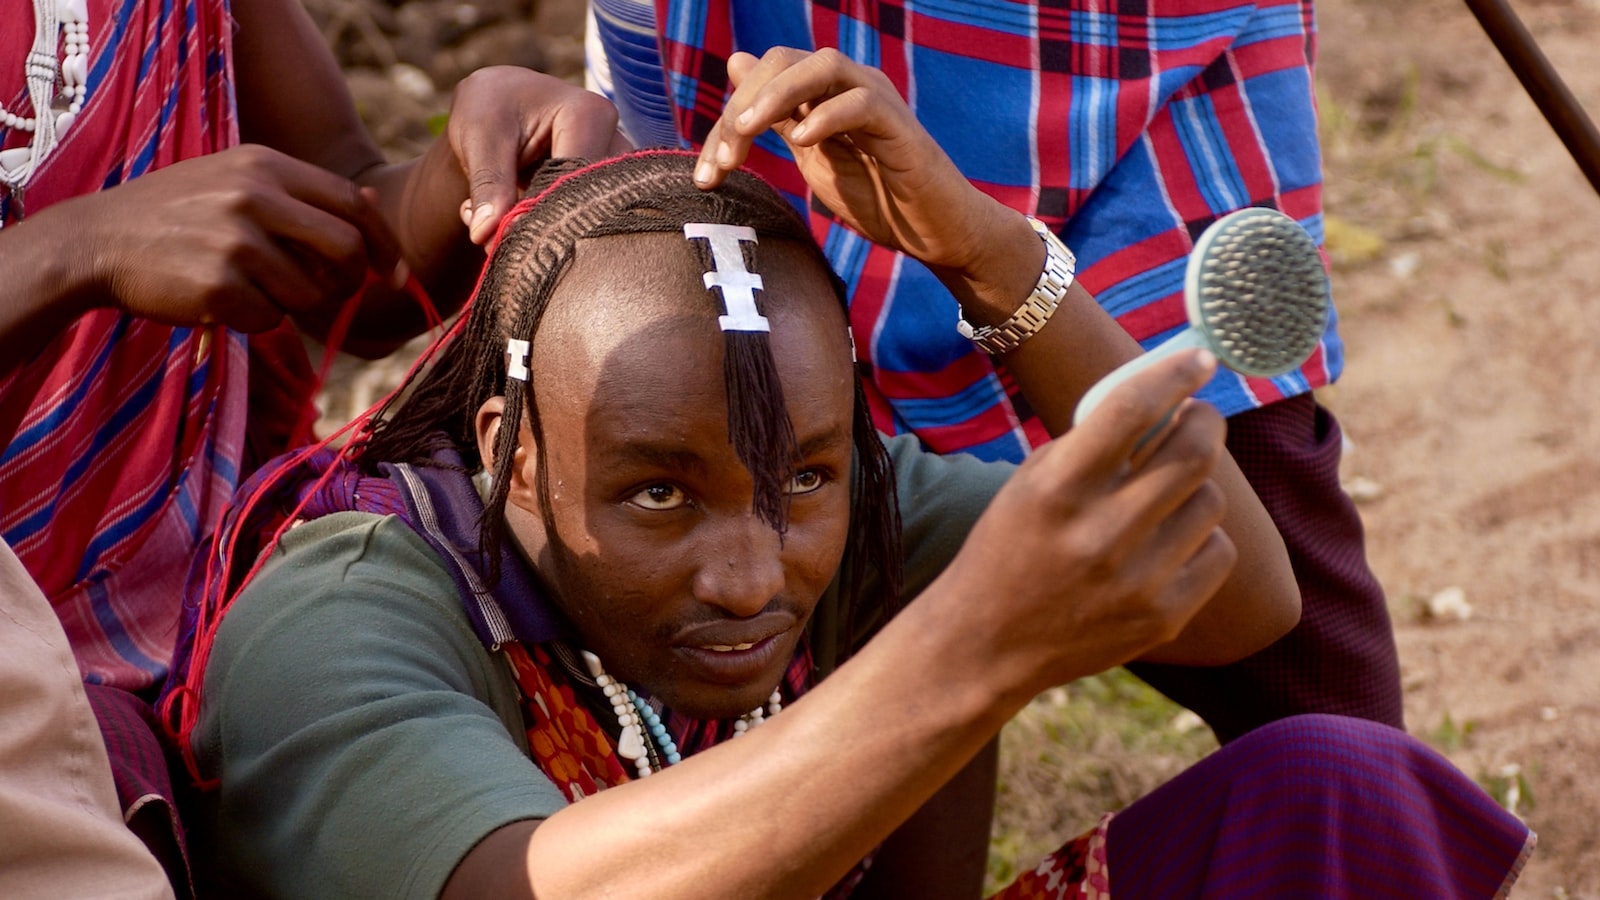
[669,610,799,685]
[671,609,799,652]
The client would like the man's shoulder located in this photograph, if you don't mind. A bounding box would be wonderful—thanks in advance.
[216,510,468,665]
[268,510,451,593]
[880,431,1015,504]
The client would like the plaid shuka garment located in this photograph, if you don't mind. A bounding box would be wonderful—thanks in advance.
[590,0,1341,462]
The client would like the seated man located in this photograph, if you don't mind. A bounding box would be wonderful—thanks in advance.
[167,57,1531,899]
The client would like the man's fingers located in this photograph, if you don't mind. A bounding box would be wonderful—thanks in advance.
[256,150,403,276]
[451,120,522,246]
[252,187,364,268]
[1143,476,1229,570]
[776,87,897,150]
[213,278,290,334]
[457,99,623,245]
[1050,349,1219,480]
[242,241,333,317]
[697,48,816,187]
[1107,403,1227,543]
[730,49,887,143]
[1148,526,1237,638]
[546,96,623,160]
[694,117,737,188]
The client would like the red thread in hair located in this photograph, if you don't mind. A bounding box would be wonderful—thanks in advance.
[163,271,458,783]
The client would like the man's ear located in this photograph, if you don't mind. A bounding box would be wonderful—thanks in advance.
[474,397,539,512]
[474,396,506,471]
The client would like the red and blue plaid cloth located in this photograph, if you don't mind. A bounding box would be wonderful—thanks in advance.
[591,0,1340,462]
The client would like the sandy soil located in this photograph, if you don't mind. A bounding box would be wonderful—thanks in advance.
[1316,0,1600,892]
[313,0,1600,891]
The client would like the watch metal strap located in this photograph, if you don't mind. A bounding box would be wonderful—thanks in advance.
[956,217,1077,355]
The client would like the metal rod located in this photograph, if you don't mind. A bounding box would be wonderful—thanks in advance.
[1461,0,1600,196]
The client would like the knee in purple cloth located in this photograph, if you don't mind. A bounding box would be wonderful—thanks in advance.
[1108,715,1531,898]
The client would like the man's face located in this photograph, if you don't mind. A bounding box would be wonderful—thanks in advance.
[488,232,856,720]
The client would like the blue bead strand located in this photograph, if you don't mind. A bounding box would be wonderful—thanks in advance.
[630,690,681,766]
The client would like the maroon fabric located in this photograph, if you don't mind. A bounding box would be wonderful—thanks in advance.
[83,684,193,899]
[1106,715,1532,896]
[1129,394,1404,743]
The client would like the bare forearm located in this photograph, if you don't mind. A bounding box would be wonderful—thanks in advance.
[450,603,1020,900]
[935,206,1300,664]
[230,0,478,356]
[852,739,998,899]
[356,147,482,316]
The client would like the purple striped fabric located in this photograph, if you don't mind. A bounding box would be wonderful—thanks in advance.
[82,684,193,897]
[1106,715,1533,896]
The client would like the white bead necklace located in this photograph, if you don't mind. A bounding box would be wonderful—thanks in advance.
[581,650,782,778]
[0,0,92,193]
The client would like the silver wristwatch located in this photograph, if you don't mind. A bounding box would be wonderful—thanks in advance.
[956,216,1077,355]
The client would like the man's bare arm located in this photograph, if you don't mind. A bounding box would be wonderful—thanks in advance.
[694,47,1300,666]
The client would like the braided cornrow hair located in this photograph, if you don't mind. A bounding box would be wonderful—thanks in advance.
[358,150,903,616]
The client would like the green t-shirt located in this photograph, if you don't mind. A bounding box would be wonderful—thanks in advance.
[193,434,1011,899]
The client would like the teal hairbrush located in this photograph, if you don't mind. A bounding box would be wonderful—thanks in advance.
[1073,207,1330,430]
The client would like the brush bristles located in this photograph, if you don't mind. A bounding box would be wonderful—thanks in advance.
[1193,209,1330,378]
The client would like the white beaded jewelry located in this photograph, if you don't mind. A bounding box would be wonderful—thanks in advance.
[732,689,782,735]
[0,0,93,192]
[582,650,652,778]
[580,649,780,776]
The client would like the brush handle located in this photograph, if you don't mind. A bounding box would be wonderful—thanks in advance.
[1072,326,1209,429]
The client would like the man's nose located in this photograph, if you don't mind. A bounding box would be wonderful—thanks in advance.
[691,512,786,616]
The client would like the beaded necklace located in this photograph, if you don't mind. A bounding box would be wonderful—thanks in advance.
[581,650,782,778]
[0,0,92,194]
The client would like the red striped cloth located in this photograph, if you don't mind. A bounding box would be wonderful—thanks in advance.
[0,0,251,692]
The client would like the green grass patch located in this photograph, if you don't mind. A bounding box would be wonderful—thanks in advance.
[987,669,1218,890]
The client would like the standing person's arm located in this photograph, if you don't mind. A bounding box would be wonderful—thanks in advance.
[692,47,1300,666]
[0,0,627,373]
[228,0,630,357]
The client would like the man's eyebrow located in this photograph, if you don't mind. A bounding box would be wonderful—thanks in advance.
[796,424,852,459]
[616,443,710,476]
[614,424,849,473]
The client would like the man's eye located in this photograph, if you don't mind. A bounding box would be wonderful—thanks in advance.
[788,469,827,495]
[630,484,688,510]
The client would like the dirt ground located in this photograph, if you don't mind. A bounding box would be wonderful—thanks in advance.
[1316,0,1600,893]
[313,0,1600,892]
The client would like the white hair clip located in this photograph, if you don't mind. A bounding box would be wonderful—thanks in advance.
[506,338,530,381]
[684,223,769,333]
